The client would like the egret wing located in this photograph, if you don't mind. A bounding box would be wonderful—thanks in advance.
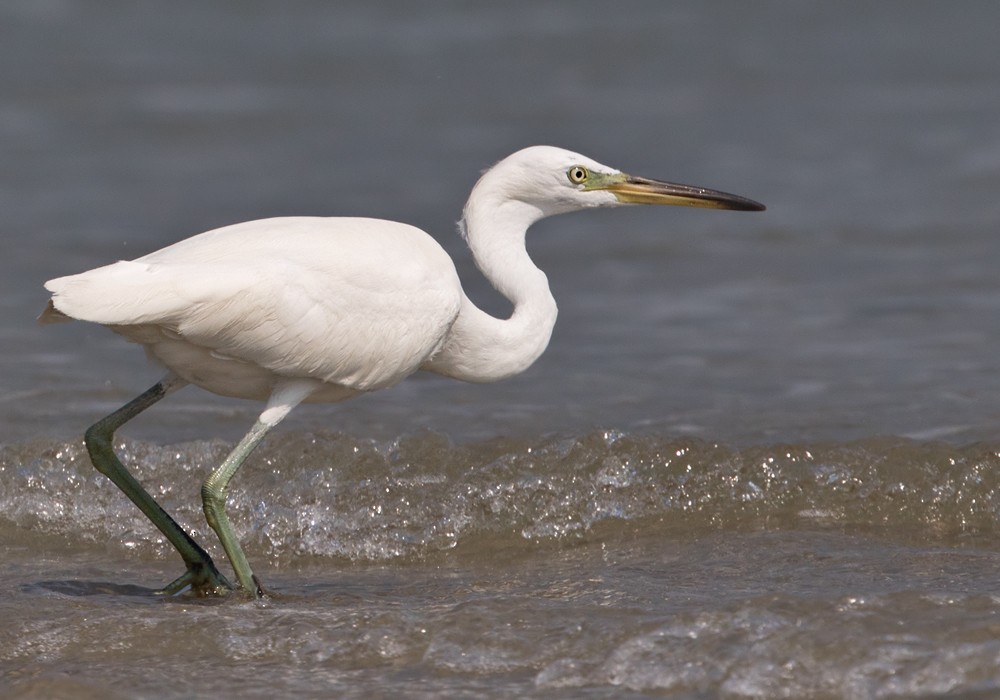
[45,217,463,391]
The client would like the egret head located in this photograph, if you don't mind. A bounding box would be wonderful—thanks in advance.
[474,145,765,219]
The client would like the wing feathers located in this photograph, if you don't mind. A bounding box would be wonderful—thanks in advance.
[43,218,463,391]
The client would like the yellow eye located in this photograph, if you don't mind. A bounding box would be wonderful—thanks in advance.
[567,166,589,184]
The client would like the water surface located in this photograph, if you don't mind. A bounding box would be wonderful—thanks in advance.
[4,1,1000,697]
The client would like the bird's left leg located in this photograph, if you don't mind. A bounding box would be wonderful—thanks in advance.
[201,379,318,597]
[84,373,233,596]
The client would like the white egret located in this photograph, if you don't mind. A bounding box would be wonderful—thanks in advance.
[41,146,764,597]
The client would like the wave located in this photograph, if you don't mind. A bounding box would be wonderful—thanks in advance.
[3,431,999,566]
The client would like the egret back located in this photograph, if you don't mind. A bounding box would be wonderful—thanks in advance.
[44,217,463,398]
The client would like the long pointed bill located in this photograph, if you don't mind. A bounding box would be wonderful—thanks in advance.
[600,174,765,211]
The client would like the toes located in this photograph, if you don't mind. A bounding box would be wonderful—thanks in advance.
[157,568,233,597]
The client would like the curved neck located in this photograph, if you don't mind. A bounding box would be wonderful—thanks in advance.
[422,197,558,383]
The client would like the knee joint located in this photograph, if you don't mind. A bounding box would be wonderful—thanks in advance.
[83,422,110,450]
[201,480,226,516]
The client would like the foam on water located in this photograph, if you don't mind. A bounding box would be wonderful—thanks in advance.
[4,431,1000,568]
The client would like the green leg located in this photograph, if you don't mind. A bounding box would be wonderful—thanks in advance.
[201,420,273,597]
[200,378,317,598]
[84,376,233,596]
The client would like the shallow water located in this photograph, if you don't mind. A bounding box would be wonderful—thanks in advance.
[5,1,1000,697]
[6,435,1000,697]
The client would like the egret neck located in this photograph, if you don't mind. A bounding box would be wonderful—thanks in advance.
[423,196,557,383]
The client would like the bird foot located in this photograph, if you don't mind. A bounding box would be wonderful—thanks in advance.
[158,561,234,597]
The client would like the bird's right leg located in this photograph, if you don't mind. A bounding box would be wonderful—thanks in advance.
[201,379,319,598]
[83,373,233,596]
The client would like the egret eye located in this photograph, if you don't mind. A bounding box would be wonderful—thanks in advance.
[567,166,589,184]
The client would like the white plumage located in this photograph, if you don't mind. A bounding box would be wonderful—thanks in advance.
[42,145,764,597]
[45,217,462,401]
